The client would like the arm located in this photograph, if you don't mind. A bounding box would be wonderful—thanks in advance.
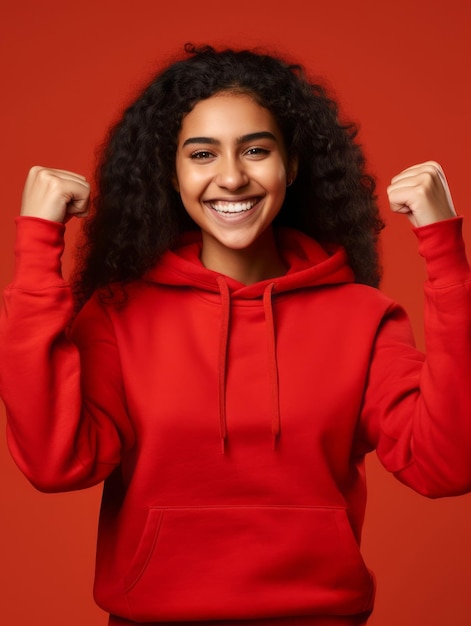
[0,168,134,491]
[360,163,471,497]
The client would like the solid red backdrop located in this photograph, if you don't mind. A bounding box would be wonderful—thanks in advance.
[1,1,470,625]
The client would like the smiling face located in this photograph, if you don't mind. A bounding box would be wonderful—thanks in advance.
[174,92,296,274]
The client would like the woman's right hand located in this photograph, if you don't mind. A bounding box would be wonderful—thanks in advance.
[20,166,90,223]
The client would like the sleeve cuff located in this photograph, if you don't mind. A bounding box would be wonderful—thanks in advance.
[13,216,67,288]
[413,216,470,286]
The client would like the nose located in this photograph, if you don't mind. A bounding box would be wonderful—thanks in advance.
[214,156,249,191]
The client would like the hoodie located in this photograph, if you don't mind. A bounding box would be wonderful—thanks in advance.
[1,217,471,625]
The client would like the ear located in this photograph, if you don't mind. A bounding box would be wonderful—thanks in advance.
[287,156,299,186]
[172,173,180,193]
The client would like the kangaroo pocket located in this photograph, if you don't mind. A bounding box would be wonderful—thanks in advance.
[122,505,374,622]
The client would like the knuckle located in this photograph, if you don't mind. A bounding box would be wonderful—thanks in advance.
[28,165,44,179]
[35,167,53,183]
[45,176,62,193]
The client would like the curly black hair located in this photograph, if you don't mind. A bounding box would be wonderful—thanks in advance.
[73,43,384,307]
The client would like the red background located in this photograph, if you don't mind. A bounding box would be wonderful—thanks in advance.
[1,1,470,624]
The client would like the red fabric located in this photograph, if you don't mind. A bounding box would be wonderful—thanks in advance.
[108,615,369,626]
[1,217,471,623]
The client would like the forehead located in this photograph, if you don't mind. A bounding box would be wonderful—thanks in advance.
[178,93,282,141]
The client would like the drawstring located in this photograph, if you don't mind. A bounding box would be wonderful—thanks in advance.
[216,277,230,453]
[263,283,281,448]
[216,277,281,452]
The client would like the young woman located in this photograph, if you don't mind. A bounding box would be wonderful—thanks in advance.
[1,44,470,626]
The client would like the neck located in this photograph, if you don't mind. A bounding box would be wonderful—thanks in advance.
[200,228,287,285]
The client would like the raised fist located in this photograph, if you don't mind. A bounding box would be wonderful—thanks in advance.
[20,166,90,224]
[387,161,456,228]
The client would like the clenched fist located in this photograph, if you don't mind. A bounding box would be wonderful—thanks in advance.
[21,166,90,224]
[387,161,456,228]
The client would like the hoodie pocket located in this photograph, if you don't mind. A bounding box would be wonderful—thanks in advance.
[123,505,374,622]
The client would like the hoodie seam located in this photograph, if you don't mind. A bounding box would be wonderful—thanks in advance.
[145,504,350,511]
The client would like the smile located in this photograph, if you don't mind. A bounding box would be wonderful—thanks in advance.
[208,199,259,214]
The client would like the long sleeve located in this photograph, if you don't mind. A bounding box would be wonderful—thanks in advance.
[359,217,471,497]
[0,217,135,492]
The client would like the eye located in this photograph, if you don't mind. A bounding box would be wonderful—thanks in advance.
[190,150,214,160]
[245,147,270,158]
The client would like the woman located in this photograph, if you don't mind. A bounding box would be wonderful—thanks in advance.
[1,44,470,626]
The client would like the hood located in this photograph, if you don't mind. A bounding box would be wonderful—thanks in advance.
[144,228,355,451]
[146,228,354,296]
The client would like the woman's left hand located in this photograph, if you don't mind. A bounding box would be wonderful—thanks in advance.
[387,161,457,227]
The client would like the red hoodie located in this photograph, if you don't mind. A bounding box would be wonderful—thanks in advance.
[1,217,471,625]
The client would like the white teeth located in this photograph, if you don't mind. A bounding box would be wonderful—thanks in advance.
[209,200,257,214]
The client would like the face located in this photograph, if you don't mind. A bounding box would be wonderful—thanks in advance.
[174,92,296,261]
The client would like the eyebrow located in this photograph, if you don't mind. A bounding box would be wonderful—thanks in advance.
[182,131,278,147]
